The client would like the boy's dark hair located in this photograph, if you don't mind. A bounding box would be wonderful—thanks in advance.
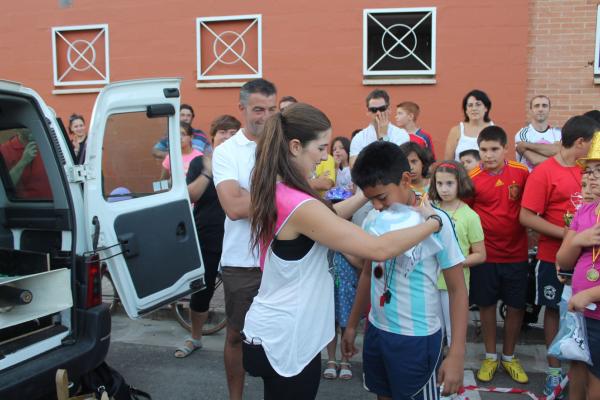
[240,79,277,105]
[351,129,362,138]
[279,95,298,105]
[458,149,481,161]
[428,160,475,201]
[562,115,600,148]
[477,125,507,147]
[365,89,390,107]
[399,141,435,178]
[180,103,195,117]
[582,110,600,125]
[351,141,410,189]
[209,115,241,137]
[462,89,492,122]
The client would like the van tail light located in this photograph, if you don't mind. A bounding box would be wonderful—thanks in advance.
[85,254,102,308]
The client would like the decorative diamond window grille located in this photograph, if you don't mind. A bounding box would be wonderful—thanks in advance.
[51,24,109,86]
[595,5,600,75]
[196,14,262,81]
[363,8,436,76]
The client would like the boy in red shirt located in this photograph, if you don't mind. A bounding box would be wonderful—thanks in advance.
[520,115,598,396]
[468,126,529,384]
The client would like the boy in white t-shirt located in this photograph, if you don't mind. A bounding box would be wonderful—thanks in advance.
[343,141,468,400]
[515,95,561,170]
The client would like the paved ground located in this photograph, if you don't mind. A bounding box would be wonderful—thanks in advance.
[106,310,556,400]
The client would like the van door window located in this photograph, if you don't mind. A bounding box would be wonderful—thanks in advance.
[102,112,171,202]
[0,128,52,201]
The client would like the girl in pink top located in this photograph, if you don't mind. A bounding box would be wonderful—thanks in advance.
[161,122,203,179]
[557,153,600,399]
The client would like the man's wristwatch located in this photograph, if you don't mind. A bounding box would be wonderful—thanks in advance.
[426,214,443,233]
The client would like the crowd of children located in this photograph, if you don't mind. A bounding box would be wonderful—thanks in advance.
[308,88,600,400]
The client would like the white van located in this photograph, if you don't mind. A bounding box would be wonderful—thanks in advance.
[0,78,205,399]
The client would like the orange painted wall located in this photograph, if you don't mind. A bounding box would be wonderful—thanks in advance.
[0,0,530,158]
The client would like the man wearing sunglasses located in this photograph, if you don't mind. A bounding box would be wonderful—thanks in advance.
[349,89,410,168]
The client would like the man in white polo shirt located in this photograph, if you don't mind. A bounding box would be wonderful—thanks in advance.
[212,78,277,400]
[349,89,410,168]
[349,89,410,227]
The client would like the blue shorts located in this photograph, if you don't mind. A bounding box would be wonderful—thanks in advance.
[363,325,443,399]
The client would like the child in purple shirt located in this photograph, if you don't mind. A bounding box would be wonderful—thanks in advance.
[556,136,600,399]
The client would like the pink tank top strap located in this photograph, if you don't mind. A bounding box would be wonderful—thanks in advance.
[259,183,316,269]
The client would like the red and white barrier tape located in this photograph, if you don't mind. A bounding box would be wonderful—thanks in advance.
[455,374,568,400]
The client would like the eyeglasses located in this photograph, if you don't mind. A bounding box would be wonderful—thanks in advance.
[582,166,600,178]
[368,105,388,113]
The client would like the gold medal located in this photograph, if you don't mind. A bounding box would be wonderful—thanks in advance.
[587,268,600,282]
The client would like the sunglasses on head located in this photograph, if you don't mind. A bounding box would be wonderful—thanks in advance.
[368,105,388,113]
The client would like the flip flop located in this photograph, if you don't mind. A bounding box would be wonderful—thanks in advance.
[174,337,202,358]
[323,360,338,379]
[339,362,353,380]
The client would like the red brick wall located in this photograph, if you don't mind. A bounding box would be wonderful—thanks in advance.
[527,0,600,126]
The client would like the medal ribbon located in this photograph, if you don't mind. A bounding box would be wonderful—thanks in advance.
[593,211,600,267]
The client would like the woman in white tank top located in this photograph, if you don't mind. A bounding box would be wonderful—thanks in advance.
[243,103,442,399]
[444,89,494,161]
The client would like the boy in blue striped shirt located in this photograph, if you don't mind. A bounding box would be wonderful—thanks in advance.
[343,141,468,400]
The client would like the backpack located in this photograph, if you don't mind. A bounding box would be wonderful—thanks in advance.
[80,362,151,400]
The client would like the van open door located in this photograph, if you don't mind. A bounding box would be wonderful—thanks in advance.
[83,78,204,318]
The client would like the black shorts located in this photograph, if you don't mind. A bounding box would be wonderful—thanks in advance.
[586,317,600,379]
[469,262,528,309]
[242,341,321,400]
[534,260,564,309]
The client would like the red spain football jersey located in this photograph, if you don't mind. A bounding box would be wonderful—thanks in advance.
[468,161,529,263]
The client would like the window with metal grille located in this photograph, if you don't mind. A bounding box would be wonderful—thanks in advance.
[196,14,262,81]
[363,8,436,77]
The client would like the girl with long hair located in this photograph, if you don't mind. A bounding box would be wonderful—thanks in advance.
[428,160,486,345]
[242,103,442,399]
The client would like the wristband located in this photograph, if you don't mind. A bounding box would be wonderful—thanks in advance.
[426,214,443,233]
[201,172,212,180]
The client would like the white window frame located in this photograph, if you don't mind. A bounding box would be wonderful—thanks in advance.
[595,5,600,75]
[363,7,436,77]
[196,14,262,81]
[51,24,110,87]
